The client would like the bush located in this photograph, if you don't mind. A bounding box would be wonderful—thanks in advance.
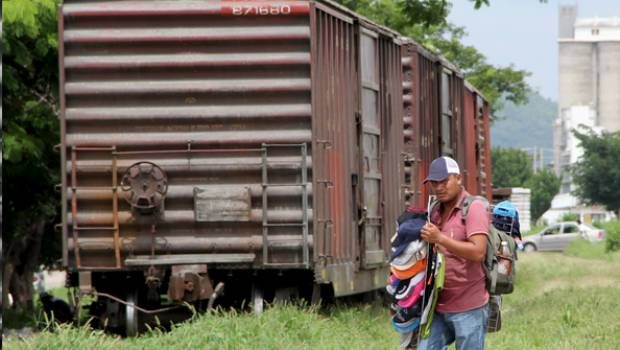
[562,213,579,222]
[602,221,620,253]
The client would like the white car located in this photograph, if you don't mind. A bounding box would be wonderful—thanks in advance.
[521,221,606,252]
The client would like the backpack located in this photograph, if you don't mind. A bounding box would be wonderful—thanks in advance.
[430,195,517,295]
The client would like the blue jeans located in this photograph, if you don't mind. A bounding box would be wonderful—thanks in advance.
[417,303,489,350]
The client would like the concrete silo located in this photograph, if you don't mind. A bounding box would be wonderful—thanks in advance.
[598,41,620,131]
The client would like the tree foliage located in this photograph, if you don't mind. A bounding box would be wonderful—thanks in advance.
[526,169,561,222]
[491,147,532,188]
[492,147,560,222]
[571,128,620,213]
[334,0,533,116]
[490,91,556,150]
[2,0,61,310]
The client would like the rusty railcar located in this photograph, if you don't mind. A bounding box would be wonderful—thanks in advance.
[463,82,492,201]
[58,0,492,335]
[59,0,407,334]
[401,40,492,208]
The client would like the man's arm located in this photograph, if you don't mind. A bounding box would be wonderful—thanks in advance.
[420,225,487,262]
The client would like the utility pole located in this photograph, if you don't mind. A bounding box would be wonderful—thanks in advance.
[540,147,544,172]
[533,146,538,173]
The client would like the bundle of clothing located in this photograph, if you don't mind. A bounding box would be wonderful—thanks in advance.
[387,209,445,349]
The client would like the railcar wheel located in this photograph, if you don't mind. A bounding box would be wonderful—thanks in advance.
[311,283,322,306]
[125,289,138,337]
[252,284,263,314]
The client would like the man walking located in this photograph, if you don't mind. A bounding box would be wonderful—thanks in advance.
[418,156,490,350]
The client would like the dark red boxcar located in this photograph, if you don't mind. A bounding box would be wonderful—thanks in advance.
[58,0,492,334]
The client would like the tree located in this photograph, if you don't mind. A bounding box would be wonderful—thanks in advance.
[334,0,533,116]
[491,147,532,188]
[571,127,620,215]
[2,0,61,311]
[526,168,560,222]
[492,146,560,222]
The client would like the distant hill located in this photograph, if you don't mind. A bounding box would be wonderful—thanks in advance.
[490,91,557,164]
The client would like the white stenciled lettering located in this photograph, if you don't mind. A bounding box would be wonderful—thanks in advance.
[230,5,293,16]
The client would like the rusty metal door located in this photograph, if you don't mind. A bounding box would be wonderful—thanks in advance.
[358,27,384,267]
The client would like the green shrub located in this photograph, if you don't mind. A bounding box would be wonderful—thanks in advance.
[562,213,579,222]
[602,221,620,253]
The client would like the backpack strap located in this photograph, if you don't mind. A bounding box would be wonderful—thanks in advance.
[428,196,440,221]
[489,263,499,294]
[429,194,489,224]
[460,195,489,223]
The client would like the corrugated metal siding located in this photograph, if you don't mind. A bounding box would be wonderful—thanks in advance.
[401,44,419,208]
[379,36,405,262]
[402,43,491,207]
[358,26,383,267]
[61,1,314,268]
[416,48,440,208]
[452,75,466,174]
[463,87,479,194]
[311,5,357,267]
[482,100,492,202]
[401,43,439,209]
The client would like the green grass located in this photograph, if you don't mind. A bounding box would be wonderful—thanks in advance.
[2,306,45,330]
[5,303,398,350]
[564,239,620,261]
[2,288,72,330]
[5,250,620,350]
[3,287,95,330]
[487,251,620,349]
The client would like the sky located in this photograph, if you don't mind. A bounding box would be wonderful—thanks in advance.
[448,0,620,101]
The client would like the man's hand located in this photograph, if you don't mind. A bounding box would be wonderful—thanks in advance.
[421,222,488,262]
[421,223,443,244]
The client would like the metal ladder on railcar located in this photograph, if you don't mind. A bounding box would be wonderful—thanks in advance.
[261,143,310,268]
[70,146,121,269]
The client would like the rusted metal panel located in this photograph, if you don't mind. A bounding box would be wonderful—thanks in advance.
[193,186,252,222]
[438,64,464,161]
[378,36,405,265]
[463,86,479,194]
[69,235,312,252]
[68,209,314,226]
[167,266,214,302]
[452,74,466,173]
[401,44,418,208]
[63,1,311,17]
[310,6,357,268]
[461,83,493,200]
[401,41,491,208]
[482,100,493,202]
[401,41,441,208]
[359,25,383,268]
[61,1,313,269]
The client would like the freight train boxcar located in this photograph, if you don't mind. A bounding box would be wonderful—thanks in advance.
[400,39,492,208]
[58,0,491,335]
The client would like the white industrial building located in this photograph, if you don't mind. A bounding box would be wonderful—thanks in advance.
[547,5,619,224]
